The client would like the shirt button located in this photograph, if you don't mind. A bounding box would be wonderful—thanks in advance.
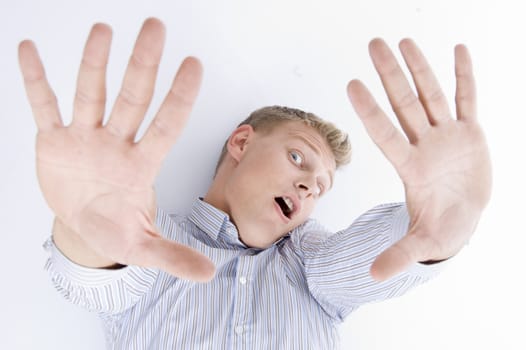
[239,276,247,285]
[235,325,244,335]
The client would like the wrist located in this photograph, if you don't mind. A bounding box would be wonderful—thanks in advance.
[52,217,119,268]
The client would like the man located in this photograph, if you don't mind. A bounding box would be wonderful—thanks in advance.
[18,17,491,349]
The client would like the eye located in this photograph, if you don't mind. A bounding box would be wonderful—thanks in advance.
[290,151,303,165]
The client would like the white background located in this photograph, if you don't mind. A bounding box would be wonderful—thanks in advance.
[1,0,524,349]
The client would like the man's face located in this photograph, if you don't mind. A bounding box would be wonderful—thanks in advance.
[224,121,336,248]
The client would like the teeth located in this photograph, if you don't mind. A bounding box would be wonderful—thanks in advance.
[283,197,294,211]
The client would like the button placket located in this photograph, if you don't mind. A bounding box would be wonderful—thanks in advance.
[235,325,244,335]
[232,254,254,348]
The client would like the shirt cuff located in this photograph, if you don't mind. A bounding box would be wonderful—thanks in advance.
[43,237,154,287]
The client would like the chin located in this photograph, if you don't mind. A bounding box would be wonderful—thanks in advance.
[235,214,293,248]
[240,239,265,249]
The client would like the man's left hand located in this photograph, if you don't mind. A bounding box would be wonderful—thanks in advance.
[347,38,492,281]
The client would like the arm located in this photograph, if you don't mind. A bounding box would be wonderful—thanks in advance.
[42,208,177,314]
[291,203,443,321]
[18,18,214,280]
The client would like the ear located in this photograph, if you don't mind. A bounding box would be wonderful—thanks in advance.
[226,124,254,162]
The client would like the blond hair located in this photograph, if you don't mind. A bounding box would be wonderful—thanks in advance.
[215,106,351,174]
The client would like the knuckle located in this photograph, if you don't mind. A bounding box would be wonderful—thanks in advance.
[168,85,194,108]
[396,90,419,110]
[31,95,57,109]
[150,118,173,139]
[80,56,106,70]
[426,88,445,104]
[413,63,430,77]
[130,52,159,69]
[376,124,398,145]
[105,121,125,138]
[75,88,106,106]
[363,104,382,119]
[118,86,149,108]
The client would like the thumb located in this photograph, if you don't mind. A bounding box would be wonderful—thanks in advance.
[370,231,430,281]
[132,235,216,282]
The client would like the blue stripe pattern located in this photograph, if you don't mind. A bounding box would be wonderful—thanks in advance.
[44,199,442,349]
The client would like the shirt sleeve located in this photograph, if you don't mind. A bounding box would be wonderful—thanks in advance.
[41,208,177,315]
[292,203,446,323]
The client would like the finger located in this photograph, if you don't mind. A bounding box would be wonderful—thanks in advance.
[135,236,215,282]
[138,56,203,165]
[347,79,410,170]
[368,38,430,143]
[399,38,452,124]
[71,23,112,128]
[454,44,477,122]
[18,40,63,131]
[106,18,165,141]
[370,232,434,281]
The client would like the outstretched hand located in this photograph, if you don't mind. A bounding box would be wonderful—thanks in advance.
[347,39,492,281]
[19,18,215,282]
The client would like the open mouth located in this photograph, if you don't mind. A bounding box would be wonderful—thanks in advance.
[275,196,295,219]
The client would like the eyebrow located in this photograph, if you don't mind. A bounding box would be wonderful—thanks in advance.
[290,135,334,190]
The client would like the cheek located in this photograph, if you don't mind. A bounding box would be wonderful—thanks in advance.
[229,159,276,198]
[244,153,287,179]
[233,148,297,196]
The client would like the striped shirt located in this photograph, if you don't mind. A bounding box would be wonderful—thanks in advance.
[44,199,442,349]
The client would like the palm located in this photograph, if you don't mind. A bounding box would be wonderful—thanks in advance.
[399,117,489,198]
[19,18,214,281]
[402,119,490,254]
[37,127,153,219]
[348,39,492,281]
[36,126,158,261]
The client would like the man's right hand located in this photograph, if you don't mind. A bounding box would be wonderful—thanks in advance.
[18,18,215,282]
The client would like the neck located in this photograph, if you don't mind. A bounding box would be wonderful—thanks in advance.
[203,170,231,218]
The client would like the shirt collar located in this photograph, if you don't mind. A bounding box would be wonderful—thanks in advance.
[188,198,230,241]
[188,198,291,248]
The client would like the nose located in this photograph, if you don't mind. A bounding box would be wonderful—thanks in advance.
[295,177,319,199]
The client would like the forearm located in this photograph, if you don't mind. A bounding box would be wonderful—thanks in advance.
[297,203,444,320]
[52,217,122,269]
